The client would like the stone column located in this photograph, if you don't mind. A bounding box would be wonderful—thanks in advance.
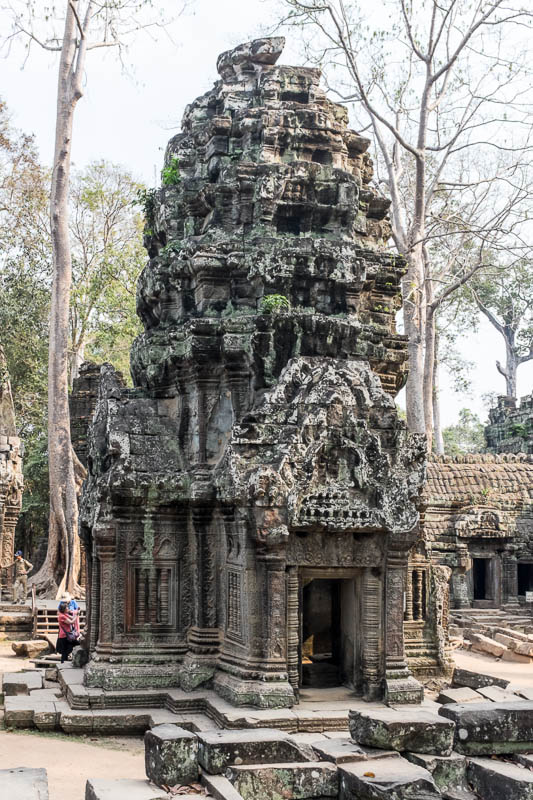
[286,566,299,698]
[95,534,116,655]
[413,568,424,620]
[502,550,519,606]
[404,568,414,622]
[181,505,220,692]
[361,569,382,701]
[384,546,423,704]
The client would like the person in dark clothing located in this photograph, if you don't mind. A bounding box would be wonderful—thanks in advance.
[56,600,78,663]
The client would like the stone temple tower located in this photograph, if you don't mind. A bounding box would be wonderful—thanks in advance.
[80,38,426,707]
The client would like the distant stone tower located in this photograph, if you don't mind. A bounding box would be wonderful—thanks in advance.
[81,38,426,707]
[0,345,23,587]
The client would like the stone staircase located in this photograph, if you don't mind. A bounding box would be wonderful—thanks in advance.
[450,606,533,637]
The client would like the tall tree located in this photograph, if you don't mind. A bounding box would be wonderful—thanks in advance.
[279,0,533,448]
[469,261,533,398]
[69,161,144,383]
[3,1,175,596]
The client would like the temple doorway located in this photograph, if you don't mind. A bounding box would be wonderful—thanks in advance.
[518,562,533,596]
[473,558,488,600]
[300,571,358,689]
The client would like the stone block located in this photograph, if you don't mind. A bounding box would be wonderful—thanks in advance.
[227,762,338,800]
[452,667,509,690]
[339,756,439,799]
[201,773,245,800]
[11,640,51,658]
[349,708,455,756]
[197,728,314,774]
[311,738,367,764]
[502,649,532,663]
[494,633,518,648]
[476,685,521,702]
[517,688,533,700]
[144,724,198,788]
[4,696,37,728]
[2,670,43,695]
[439,700,533,754]
[85,778,170,800]
[0,767,48,799]
[514,641,533,657]
[468,757,533,799]
[437,688,482,705]
[405,751,467,792]
[468,632,507,658]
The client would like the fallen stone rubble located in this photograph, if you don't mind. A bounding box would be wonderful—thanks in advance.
[4,664,533,798]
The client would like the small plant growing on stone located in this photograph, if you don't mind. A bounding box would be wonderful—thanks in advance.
[161,155,181,187]
[260,294,290,314]
[133,187,156,229]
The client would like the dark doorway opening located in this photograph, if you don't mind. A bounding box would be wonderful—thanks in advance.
[473,558,488,600]
[276,214,301,236]
[300,577,357,689]
[280,90,309,104]
[301,578,340,688]
[312,149,333,165]
[518,563,533,595]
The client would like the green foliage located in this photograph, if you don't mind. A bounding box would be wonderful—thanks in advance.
[70,160,145,384]
[161,155,180,187]
[133,186,156,228]
[260,294,290,313]
[510,422,529,439]
[443,408,485,456]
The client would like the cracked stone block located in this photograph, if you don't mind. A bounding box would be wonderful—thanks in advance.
[349,708,455,755]
[437,688,482,705]
[468,757,533,799]
[227,762,338,800]
[144,724,198,788]
[2,670,43,695]
[405,751,467,793]
[197,729,315,774]
[0,767,48,799]
[439,701,533,754]
[452,667,509,690]
[339,756,439,799]
[85,778,172,800]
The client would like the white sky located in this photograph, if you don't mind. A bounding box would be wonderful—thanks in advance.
[1,0,531,427]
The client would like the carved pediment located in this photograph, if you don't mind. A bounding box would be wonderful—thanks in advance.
[455,506,510,539]
[220,357,426,537]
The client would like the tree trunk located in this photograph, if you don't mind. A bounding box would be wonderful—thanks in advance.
[30,4,86,598]
[503,328,518,398]
[423,283,436,451]
[432,331,444,455]
[403,248,426,434]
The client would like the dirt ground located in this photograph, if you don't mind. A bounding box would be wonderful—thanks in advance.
[0,640,146,800]
[454,647,533,689]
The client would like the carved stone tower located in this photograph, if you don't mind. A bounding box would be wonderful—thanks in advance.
[0,345,23,588]
[81,38,426,707]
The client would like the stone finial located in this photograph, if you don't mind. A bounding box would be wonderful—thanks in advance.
[0,345,16,437]
[217,37,285,82]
